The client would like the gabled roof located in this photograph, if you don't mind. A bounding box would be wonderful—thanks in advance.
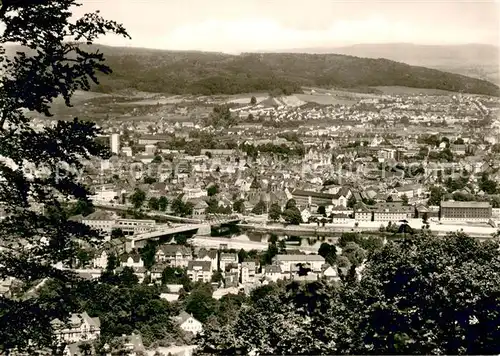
[291,189,334,199]
[123,333,146,352]
[274,254,325,262]
[187,260,211,271]
[220,252,238,261]
[83,211,114,221]
[120,253,143,263]
[157,244,191,256]
[176,311,200,325]
[264,265,281,274]
[197,248,218,259]
[65,342,96,356]
[241,261,256,269]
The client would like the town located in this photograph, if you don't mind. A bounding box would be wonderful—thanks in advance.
[3,86,499,355]
[1,1,500,354]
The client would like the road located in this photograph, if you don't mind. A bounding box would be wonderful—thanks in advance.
[239,219,499,239]
[190,235,321,253]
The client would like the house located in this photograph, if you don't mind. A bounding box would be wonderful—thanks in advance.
[0,277,16,298]
[192,200,208,218]
[224,272,239,288]
[81,211,115,235]
[354,207,373,222]
[92,250,109,269]
[331,213,350,224]
[160,293,180,302]
[263,265,282,282]
[114,218,156,236]
[183,187,207,199]
[63,341,96,356]
[451,144,467,156]
[240,261,256,284]
[291,189,334,207]
[115,266,147,283]
[219,253,238,271]
[212,287,241,300]
[224,262,239,276]
[273,254,325,273]
[394,184,423,199]
[120,253,144,269]
[51,312,100,344]
[175,311,204,335]
[321,264,341,282]
[155,245,192,267]
[150,264,166,282]
[187,261,212,283]
[332,187,352,207]
[372,203,414,222]
[196,249,218,271]
[118,333,146,356]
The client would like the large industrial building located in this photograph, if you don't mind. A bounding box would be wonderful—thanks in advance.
[440,201,492,222]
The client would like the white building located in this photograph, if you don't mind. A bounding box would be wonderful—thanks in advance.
[219,253,238,272]
[90,186,118,204]
[110,133,120,155]
[81,211,116,235]
[263,265,282,282]
[121,146,133,157]
[240,261,256,284]
[145,144,156,155]
[195,249,218,271]
[120,253,144,268]
[114,219,156,235]
[187,261,212,283]
[51,312,100,344]
[175,312,203,335]
[182,187,208,199]
[273,254,325,273]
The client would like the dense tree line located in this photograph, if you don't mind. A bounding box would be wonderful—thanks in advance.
[240,142,305,159]
[91,49,500,96]
[197,232,500,355]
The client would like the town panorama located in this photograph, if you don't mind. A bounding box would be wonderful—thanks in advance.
[0,1,499,355]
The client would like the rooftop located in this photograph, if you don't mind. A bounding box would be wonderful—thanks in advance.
[441,201,491,208]
[274,254,325,262]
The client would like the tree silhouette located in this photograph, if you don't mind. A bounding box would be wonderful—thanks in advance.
[130,188,146,209]
[268,203,282,221]
[0,0,128,351]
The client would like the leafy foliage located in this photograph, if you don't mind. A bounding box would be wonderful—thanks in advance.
[268,203,282,221]
[318,242,337,265]
[0,0,128,351]
[130,188,146,210]
[39,279,181,347]
[171,196,194,217]
[91,48,500,96]
[197,233,500,355]
[283,207,302,225]
[251,201,267,215]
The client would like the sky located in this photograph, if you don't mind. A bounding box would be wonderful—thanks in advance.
[72,0,499,53]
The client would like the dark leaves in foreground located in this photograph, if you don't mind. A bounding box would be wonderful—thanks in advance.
[0,0,129,351]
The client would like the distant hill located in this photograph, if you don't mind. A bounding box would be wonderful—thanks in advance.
[276,43,499,84]
[4,44,499,96]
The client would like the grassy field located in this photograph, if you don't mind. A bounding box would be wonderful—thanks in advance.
[371,86,456,95]
[296,93,357,106]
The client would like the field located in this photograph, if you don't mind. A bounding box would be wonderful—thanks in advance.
[118,96,187,106]
[371,86,456,95]
[296,93,357,106]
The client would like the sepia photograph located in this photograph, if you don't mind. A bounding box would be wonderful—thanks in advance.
[0,0,499,355]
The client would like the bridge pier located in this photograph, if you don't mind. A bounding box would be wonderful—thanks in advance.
[197,223,211,236]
